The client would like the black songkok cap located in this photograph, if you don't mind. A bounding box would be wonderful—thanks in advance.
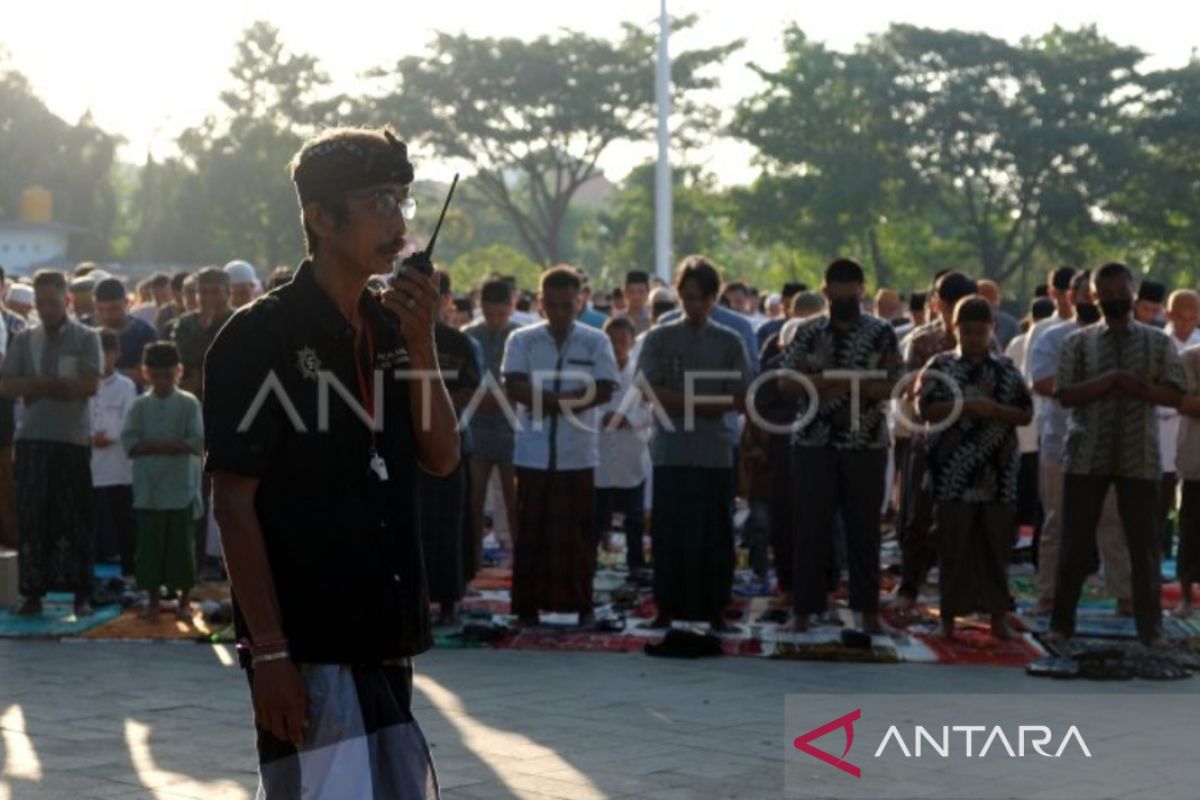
[291,128,415,204]
[94,277,127,302]
[1137,280,1166,304]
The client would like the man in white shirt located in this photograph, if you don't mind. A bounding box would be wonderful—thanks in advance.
[503,267,618,627]
[594,316,652,575]
[90,329,138,575]
[1159,289,1200,557]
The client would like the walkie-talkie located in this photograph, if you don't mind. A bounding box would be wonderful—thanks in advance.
[398,173,459,277]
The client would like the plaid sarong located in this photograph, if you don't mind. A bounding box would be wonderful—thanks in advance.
[254,659,439,799]
[512,467,596,617]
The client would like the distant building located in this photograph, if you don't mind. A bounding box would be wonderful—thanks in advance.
[0,186,83,275]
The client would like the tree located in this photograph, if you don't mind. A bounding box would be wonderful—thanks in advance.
[1112,61,1200,286]
[730,27,915,285]
[131,22,341,267]
[0,52,121,260]
[364,17,741,265]
[877,24,1145,282]
[580,162,730,283]
[449,243,544,293]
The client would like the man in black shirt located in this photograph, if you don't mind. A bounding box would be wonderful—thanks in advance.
[204,126,459,798]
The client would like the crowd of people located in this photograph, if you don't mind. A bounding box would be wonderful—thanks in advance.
[2,226,1199,651]
[0,260,263,618]
[412,255,1196,648]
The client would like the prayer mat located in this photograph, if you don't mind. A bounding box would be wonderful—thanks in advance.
[0,592,121,638]
[80,603,216,641]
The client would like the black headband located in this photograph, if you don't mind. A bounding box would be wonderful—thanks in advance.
[293,130,415,204]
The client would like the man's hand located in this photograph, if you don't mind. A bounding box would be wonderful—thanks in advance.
[1114,370,1147,398]
[93,433,114,449]
[251,660,309,748]
[382,266,439,354]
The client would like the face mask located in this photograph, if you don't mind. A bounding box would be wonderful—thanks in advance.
[1074,302,1101,325]
[1100,298,1132,321]
[829,298,861,323]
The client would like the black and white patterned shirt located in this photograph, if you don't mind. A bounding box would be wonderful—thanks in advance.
[1056,320,1187,480]
[919,352,1032,503]
[782,314,901,450]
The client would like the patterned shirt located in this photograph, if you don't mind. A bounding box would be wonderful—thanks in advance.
[782,314,901,450]
[1056,320,1187,480]
[919,352,1032,503]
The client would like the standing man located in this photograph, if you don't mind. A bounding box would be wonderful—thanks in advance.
[421,272,481,626]
[170,266,234,576]
[0,270,101,617]
[781,258,901,633]
[621,270,652,334]
[594,316,652,574]
[638,256,749,631]
[895,271,978,613]
[1134,281,1167,328]
[503,266,617,627]
[1157,290,1200,558]
[976,279,1020,348]
[1027,270,1131,616]
[91,277,158,387]
[0,267,19,550]
[170,267,234,400]
[223,260,260,309]
[462,278,522,569]
[1049,263,1185,648]
[205,126,459,797]
[1175,342,1200,617]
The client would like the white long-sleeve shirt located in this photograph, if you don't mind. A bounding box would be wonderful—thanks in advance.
[595,355,653,489]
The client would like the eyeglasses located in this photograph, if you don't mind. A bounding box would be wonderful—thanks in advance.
[347,189,417,221]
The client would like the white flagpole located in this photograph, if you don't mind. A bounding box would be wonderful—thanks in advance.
[655,0,673,283]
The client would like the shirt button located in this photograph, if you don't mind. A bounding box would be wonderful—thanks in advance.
[393,574,401,583]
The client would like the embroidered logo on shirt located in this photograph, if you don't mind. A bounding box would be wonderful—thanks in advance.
[296,347,322,381]
[378,347,410,369]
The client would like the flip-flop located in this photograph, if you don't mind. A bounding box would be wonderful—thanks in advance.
[1025,656,1080,679]
[1135,656,1192,681]
[1077,654,1135,681]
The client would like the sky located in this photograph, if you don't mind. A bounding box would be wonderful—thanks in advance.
[4,0,1198,186]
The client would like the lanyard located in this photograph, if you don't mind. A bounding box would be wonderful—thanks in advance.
[353,323,376,420]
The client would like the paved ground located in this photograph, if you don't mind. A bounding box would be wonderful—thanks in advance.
[0,640,1196,800]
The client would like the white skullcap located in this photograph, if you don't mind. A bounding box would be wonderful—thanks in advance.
[7,284,34,305]
[223,260,258,285]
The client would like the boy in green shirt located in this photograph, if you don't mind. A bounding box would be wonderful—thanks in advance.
[122,342,204,621]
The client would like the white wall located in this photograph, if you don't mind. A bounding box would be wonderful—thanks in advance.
[0,229,70,274]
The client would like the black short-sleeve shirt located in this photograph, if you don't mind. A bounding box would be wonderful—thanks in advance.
[203,261,432,665]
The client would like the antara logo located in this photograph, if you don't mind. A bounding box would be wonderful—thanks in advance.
[793,709,862,778]
[793,710,1092,778]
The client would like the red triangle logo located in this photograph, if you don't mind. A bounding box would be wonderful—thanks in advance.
[793,708,862,778]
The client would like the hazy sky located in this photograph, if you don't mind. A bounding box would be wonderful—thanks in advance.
[5,0,1198,185]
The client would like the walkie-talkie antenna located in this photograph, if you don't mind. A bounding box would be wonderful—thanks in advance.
[423,173,459,259]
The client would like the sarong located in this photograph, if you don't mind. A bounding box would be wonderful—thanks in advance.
[512,467,595,617]
[16,440,94,596]
[254,660,439,799]
[935,501,1014,618]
